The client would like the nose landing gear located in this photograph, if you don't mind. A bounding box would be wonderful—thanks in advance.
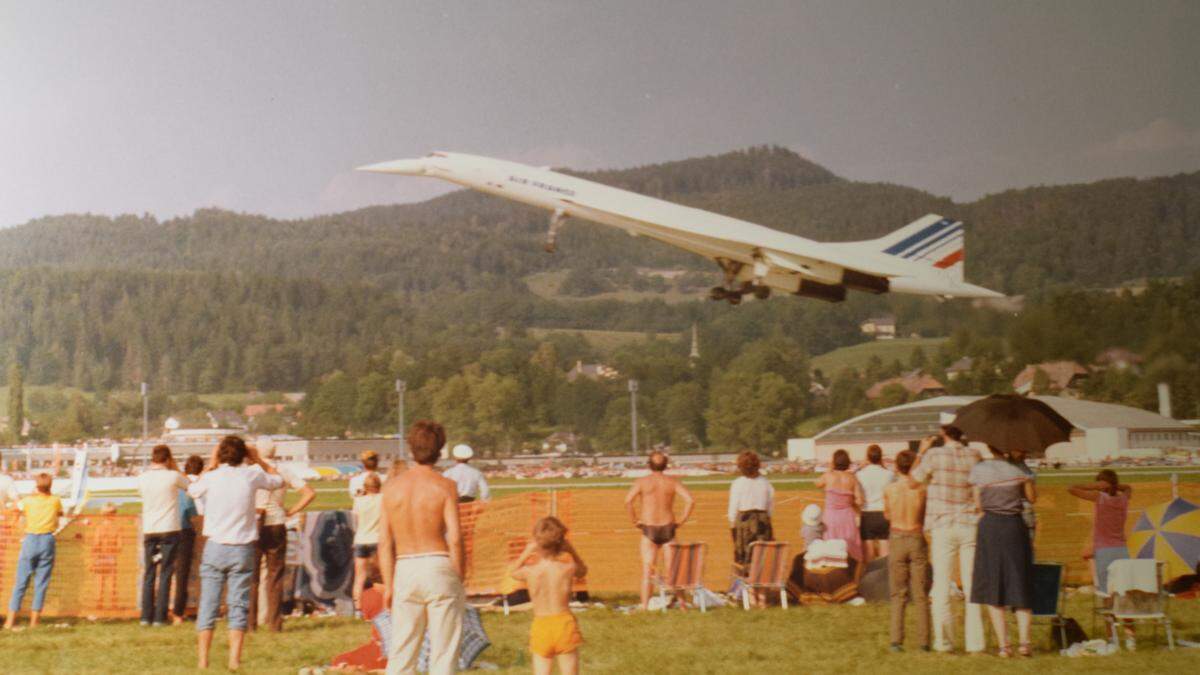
[544,209,568,253]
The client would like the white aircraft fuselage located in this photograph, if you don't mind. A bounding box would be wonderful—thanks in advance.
[358,152,1003,304]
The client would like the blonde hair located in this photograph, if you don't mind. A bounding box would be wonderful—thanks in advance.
[363,473,382,493]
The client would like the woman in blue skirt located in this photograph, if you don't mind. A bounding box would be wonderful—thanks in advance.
[968,447,1037,657]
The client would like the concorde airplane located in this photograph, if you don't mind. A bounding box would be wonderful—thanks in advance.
[357,152,1003,304]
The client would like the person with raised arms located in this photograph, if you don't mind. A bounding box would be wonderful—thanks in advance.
[188,436,283,670]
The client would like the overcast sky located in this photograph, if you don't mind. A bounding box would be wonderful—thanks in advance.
[2,0,1198,227]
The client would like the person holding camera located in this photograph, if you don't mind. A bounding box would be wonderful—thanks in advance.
[909,426,982,654]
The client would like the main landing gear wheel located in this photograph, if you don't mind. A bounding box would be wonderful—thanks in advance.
[753,285,771,300]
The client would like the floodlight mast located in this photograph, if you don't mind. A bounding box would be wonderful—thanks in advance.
[628,379,639,454]
[396,379,407,460]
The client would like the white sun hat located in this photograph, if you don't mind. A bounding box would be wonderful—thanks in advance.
[451,444,474,461]
[802,503,823,527]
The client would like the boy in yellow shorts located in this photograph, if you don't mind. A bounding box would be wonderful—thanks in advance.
[509,517,588,674]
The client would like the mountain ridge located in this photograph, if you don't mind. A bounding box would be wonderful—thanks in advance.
[1,147,1197,295]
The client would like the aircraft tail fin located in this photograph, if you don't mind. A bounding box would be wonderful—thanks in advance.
[873,214,965,282]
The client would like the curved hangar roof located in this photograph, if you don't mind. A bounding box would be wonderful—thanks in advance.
[815,395,1193,445]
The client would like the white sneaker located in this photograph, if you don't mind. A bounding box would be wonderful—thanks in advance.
[1124,637,1136,651]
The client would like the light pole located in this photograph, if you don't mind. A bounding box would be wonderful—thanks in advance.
[141,381,149,467]
[395,379,407,459]
[141,381,149,438]
[628,379,639,454]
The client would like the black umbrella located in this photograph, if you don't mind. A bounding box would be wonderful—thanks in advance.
[950,394,1074,456]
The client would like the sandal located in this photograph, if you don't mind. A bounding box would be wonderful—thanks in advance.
[1018,643,1033,657]
[997,645,1012,658]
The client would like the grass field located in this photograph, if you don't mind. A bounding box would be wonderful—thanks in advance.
[809,337,949,376]
[23,469,1200,672]
[524,270,701,305]
[2,592,1197,673]
[95,468,1200,514]
[526,327,682,355]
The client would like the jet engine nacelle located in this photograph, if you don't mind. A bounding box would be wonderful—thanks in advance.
[794,279,847,303]
[841,269,890,294]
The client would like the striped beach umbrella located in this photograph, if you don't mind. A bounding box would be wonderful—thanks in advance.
[1128,497,1200,581]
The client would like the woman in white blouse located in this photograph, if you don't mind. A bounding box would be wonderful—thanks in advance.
[729,451,776,583]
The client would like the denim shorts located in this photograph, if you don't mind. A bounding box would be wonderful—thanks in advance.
[197,542,255,631]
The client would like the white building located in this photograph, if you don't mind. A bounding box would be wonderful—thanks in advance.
[789,395,1200,463]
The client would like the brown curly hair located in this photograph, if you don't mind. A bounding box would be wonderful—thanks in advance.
[737,450,761,478]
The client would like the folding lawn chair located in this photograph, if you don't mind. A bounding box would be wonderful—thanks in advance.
[1030,562,1069,650]
[731,541,791,610]
[1105,559,1175,650]
[653,542,709,612]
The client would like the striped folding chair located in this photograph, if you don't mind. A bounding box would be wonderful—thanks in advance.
[653,542,709,612]
[733,541,791,610]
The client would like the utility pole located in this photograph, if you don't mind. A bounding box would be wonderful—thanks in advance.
[395,379,407,460]
[141,381,149,439]
[141,381,149,467]
[628,379,639,454]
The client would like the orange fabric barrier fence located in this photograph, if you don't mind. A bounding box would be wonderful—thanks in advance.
[464,482,1200,594]
[3,481,1197,617]
[0,513,141,618]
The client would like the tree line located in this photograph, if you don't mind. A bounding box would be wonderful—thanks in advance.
[2,148,1196,297]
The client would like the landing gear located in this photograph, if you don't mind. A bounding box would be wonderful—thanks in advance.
[543,209,567,253]
[707,259,774,305]
[709,273,769,305]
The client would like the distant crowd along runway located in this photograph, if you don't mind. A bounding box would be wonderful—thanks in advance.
[359,152,1003,305]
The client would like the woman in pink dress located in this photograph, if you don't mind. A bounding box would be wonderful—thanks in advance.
[815,449,865,563]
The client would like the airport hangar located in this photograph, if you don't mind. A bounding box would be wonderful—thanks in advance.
[788,395,1200,463]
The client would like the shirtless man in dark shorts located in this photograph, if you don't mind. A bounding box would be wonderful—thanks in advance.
[624,452,695,610]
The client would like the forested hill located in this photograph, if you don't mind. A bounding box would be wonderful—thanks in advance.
[1,146,1198,296]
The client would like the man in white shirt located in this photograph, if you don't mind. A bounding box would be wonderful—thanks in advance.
[0,470,20,509]
[348,450,381,497]
[442,444,489,503]
[249,439,315,632]
[856,444,895,563]
[136,444,190,626]
[188,436,283,671]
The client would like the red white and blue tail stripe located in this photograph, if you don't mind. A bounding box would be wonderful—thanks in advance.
[877,214,965,280]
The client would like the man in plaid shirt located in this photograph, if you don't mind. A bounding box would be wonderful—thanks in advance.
[910,425,983,653]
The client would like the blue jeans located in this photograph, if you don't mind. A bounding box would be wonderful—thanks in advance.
[197,542,255,632]
[9,533,56,612]
[142,531,180,624]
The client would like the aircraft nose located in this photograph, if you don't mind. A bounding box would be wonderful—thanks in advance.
[355,158,427,175]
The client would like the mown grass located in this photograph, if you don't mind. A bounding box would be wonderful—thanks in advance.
[809,337,949,376]
[96,469,1200,514]
[2,592,1196,673]
[523,270,700,306]
[526,327,682,355]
